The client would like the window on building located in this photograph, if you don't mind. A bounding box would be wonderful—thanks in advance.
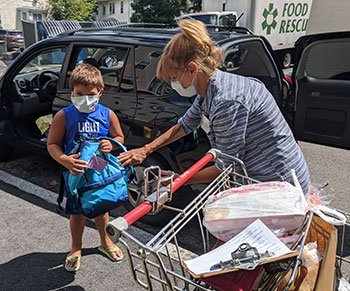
[121,1,124,13]
[102,5,106,15]
[112,3,115,14]
[33,13,42,21]
[22,12,27,21]
[109,3,112,14]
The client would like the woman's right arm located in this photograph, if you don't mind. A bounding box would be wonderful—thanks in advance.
[118,123,186,166]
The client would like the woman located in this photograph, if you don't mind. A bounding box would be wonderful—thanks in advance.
[118,20,310,194]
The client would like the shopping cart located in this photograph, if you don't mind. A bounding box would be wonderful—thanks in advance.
[106,149,349,290]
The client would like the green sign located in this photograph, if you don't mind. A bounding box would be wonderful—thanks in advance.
[262,2,310,35]
[262,3,278,35]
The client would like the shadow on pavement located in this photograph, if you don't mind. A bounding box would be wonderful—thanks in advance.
[0,247,96,291]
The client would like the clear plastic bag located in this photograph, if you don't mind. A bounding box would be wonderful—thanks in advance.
[203,180,308,242]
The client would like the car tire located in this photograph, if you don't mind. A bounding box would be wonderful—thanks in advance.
[124,154,197,227]
[283,52,292,69]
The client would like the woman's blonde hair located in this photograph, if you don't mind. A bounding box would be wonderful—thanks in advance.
[70,63,104,91]
[157,20,222,81]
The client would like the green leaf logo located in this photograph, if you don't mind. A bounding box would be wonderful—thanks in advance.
[262,3,278,34]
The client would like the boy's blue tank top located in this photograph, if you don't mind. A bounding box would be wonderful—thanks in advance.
[63,104,110,154]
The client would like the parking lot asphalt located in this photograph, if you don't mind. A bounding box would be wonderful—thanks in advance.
[0,180,150,291]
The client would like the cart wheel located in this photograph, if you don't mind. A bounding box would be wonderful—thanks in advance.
[124,154,197,227]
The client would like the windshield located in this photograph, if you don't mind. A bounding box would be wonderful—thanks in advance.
[184,14,218,25]
[8,31,23,36]
[19,48,66,74]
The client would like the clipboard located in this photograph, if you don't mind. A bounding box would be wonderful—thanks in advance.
[181,219,298,279]
[182,251,298,279]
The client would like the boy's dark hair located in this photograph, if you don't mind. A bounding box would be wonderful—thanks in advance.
[70,63,104,91]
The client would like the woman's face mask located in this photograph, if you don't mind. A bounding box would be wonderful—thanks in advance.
[71,94,100,113]
[171,68,197,97]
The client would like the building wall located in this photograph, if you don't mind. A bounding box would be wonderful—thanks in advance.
[0,0,48,30]
[96,0,132,22]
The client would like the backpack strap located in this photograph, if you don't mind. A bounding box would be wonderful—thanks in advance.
[97,136,135,180]
[57,166,65,212]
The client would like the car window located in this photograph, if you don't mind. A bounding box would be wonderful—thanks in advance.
[221,40,281,102]
[68,45,133,93]
[222,41,277,78]
[8,31,23,37]
[219,14,236,26]
[303,40,350,80]
[134,46,172,95]
[185,15,218,25]
[18,47,67,75]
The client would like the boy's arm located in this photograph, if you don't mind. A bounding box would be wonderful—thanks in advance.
[47,110,66,162]
[47,110,87,174]
[108,110,124,144]
[100,110,125,153]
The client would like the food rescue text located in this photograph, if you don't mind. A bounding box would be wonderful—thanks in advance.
[279,2,309,33]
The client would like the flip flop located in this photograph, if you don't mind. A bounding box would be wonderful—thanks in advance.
[65,254,81,272]
[98,245,123,262]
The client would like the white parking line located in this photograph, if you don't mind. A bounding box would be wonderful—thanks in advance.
[0,169,153,241]
[0,170,60,205]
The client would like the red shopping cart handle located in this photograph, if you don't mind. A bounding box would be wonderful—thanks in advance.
[123,150,217,226]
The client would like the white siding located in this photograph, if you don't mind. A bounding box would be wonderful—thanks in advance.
[0,0,48,30]
[96,0,132,22]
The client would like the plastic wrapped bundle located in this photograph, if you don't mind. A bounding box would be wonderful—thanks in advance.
[203,181,308,242]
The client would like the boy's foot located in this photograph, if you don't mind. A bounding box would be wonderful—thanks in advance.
[98,245,123,262]
[64,250,81,272]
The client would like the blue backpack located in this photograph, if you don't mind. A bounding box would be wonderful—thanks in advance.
[60,136,133,219]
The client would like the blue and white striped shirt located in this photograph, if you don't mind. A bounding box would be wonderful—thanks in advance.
[178,70,310,194]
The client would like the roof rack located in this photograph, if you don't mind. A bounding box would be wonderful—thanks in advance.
[60,23,178,36]
[59,22,252,37]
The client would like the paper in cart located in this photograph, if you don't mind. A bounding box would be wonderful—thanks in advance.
[183,219,295,277]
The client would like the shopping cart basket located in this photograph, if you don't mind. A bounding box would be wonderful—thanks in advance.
[106,149,348,290]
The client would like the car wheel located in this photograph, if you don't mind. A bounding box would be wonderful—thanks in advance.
[124,154,197,227]
[283,52,292,69]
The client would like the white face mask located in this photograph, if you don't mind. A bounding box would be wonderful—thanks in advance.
[71,94,100,113]
[170,68,197,97]
[171,81,197,97]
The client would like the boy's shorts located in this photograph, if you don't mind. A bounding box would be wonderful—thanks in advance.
[65,192,83,215]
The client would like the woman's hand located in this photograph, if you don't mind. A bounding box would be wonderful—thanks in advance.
[118,146,149,166]
[99,139,113,153]
[61,153,88,175]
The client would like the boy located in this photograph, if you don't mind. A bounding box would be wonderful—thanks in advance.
[47,63,124,272]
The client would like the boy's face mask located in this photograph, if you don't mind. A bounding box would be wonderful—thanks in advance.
[71,94,100,113]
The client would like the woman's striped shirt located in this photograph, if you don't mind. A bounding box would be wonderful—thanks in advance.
[178,69,310,194]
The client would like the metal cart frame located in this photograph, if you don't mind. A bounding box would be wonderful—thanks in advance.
[106,150,348,290]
